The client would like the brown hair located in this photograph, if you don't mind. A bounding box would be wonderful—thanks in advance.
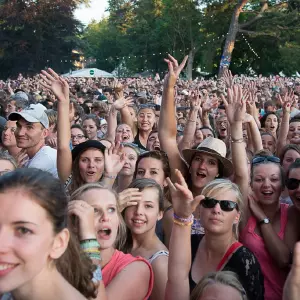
[70,183,127,250]
[0,168,97,298]
[279,144,300,163]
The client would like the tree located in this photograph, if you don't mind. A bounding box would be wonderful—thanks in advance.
[0,0,86,79]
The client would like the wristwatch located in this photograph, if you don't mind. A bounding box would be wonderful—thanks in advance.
[258,218,270,225]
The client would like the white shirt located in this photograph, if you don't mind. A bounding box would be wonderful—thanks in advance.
[25,146,58,178]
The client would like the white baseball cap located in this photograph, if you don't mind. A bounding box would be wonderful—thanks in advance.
[9,103,49,129]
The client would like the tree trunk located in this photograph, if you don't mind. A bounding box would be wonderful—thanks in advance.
[218,0,249,78]
[186,49,195,81]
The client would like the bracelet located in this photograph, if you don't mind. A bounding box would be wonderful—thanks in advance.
[103,173,117,179]
[188,119,197,123]
[80,239,101,261]
[230,137,244,143]
[173,218,194,227]
[92,265,103,283]
[173,213,194,223]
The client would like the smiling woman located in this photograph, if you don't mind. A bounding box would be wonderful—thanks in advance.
[0,168,96,300]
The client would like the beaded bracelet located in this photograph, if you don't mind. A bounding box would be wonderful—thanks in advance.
[173,218,194,227]
[80,239,101,261]
[103,173,117,179]
[230,137,244,143]
[173,213,194,223]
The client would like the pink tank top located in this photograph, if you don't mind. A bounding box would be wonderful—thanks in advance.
[240,204,289,300]
[102,250,154,299]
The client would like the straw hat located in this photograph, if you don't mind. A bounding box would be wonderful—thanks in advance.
[182,137,233,177]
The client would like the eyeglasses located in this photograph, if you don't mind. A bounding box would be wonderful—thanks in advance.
[252,156,280,166]
[0,170,12,176]
[201,197,239,212]
[71,134,85,140]
[286,178,300,190]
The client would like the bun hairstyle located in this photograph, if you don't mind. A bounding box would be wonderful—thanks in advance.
[0,168,97,298]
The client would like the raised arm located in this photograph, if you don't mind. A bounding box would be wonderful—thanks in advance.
[159,55,189,179]
[276,93,292,156]
[106,105,118,143]
[40,69,72,182]
[165,170,203,300]
[222,85,250,224]
[178,92,201,152]
[246,113,263,153]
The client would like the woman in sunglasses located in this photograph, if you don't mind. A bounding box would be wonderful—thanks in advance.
[165,170,264,300]
[286,158,300,212]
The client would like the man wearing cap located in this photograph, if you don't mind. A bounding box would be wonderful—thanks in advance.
[9,103,58,177]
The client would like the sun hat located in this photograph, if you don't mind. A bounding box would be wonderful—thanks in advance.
[9,103,49,129]
[72,140,106,161]
[182,137,233,177]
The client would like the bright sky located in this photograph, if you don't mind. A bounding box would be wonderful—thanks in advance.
[75,0,109,25]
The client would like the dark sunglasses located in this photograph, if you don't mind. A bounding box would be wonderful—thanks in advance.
[286,178,300,190]
[252,156,280,166]
[201,197,239,212]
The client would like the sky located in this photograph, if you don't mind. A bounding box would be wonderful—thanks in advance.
[74,0,109,25]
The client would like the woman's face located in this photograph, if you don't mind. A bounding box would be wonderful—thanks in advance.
[264,114,278,134]
[120,147,138,176]
[251,164,282,206]
[282,149,300,175]
[0,160,15,176]
[199,283,243,300]
[82,119,98,140]
[216,116,228,139]
[288,121,300,142]
[0,189,68,294]
[147,132,160,151]
[82,189,119,250]
[287,168,300,212]
[78,148,105,183]
[71,128,87,147]
[2,121,17,148]
[115,124,134,143]
[190,153,219,190]
[124,188,162,235]
[261,134,276,154]
[200,128,214,140]
[136,157,166,188]
[137,108,155,132]
[200,189,240,237]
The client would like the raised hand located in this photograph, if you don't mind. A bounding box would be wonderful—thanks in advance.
[164,54,188,88]
[189,91,201,111]
[68,200,96,240]
[278,91,295,114]
[167,169,204,218]
[202,97,218,113]
[118,188,143,212]
[104,142,126,176]
[113,97,135,110]
[40,68,69,102]
[222,85,248,125]
[223,68,234,89]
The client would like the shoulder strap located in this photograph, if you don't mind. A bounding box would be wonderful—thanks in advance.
[217,242,243,271]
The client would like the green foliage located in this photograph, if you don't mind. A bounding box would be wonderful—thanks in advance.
[82,0,300,77]
[0,0,86,79]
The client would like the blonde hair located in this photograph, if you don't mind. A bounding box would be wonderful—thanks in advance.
[70,183,127,250]
[191,271,248,300]
[202,179,243,239]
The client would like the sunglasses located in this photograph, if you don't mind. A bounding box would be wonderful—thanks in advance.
[201,197,239,212]
[286,178,300,190]
[252,156,280,166]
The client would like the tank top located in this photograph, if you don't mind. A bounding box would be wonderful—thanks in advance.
[102,250,154,300]
[240,203,289,300]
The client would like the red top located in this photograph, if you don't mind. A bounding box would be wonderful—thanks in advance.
[102,250,154,299]
[240,203,289,300]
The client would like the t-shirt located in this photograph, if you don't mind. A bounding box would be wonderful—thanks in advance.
[25,146,58,178]
[102,250,153,299]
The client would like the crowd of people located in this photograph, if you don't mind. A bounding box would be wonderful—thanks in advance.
[1,54,300,300]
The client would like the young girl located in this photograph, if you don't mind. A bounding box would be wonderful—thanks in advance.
[0,168,96,300]
[82,114,100,141]
[123,178,168,300]
[69,183,154,300]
